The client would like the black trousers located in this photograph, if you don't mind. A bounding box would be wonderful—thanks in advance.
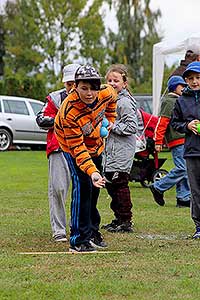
[64,153,102,246]
[186,157,200,228]
[105,171,132,223]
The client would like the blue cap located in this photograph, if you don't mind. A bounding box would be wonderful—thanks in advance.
[167,76,187,92]
[183,61,200,79]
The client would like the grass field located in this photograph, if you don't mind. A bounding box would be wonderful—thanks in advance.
[0,150,199,300]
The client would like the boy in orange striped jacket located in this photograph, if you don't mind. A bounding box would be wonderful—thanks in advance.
[55,65,117,252]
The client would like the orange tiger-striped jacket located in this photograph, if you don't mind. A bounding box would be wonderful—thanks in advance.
[54,84,117,176]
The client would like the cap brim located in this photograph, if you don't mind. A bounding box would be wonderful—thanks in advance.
[75,76,103,81]
[183,67,200,79]
[62,76,75,83]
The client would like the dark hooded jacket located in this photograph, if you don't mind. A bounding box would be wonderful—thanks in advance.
[171,86,200,157]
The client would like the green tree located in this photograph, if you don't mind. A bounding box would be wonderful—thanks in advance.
[3,0,106,86]
[0,15,5,77]
[106,0,162,92]
[78,0,108,75]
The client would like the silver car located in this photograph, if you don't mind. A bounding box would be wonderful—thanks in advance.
[0,95,47,151]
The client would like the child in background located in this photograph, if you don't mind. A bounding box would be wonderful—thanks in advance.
[36,64,80,242]
[149,75,191,208]
[171,61,200,239]
[102,64,138,233]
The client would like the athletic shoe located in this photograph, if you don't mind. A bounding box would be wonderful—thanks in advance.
[90,232,107,248]
[176,198,190,208]
[69,242,96,252]
[192,227,200,239]
[54,235,67,242]
[101,219,119,230]
[149,185,165,206]
[107,221,133,233]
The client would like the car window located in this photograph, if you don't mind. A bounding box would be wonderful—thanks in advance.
[3,99,29,115]
[134,96,152,114]
[30,102,43,116]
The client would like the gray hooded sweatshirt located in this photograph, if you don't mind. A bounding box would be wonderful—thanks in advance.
[104,88,138,173]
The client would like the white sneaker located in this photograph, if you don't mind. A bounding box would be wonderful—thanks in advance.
[54,235,67,242]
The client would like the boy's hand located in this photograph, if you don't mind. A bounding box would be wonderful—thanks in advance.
[187,119,200,135]
[91,172,106,188]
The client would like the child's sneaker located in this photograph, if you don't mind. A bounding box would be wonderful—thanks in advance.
[101,219,119,231]
[192,227,200,239]
[69,242,96,252]
[107,221,133,233]
[54,235,67,242]
[149,185,165,206]
[90,232,108,249]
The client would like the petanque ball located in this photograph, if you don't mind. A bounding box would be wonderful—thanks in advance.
[102,117,109,128]
[197,123,200,134]
[100,127,108,138]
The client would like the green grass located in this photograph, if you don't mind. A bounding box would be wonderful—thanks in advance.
[0,150,199,300]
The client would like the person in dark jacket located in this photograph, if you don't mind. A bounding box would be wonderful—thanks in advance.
[36,63,80,242]
[170,45,200,78]
[171,61,200,239]
[149,76,191,208]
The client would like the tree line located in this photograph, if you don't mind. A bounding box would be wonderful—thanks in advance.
[0,0,174,100]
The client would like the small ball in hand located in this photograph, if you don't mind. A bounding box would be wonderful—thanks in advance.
[102,117,109,128]
[100,127,108,138]
[197,123,200,134]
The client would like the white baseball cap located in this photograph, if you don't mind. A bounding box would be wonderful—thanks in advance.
[62,63,81,83]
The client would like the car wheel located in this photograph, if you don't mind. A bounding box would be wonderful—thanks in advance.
[0,129,12,151]
[152,169,168,183]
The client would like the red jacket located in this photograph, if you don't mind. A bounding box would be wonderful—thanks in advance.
[36,88,67,157]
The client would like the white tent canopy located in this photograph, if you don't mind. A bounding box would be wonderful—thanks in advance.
[152,35,200,115]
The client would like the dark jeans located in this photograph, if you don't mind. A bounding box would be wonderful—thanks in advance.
[186,157,200,228]
[105,171,132,223]
[64,153,102,246]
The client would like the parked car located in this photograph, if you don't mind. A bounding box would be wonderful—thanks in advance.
[133,94,152,114]
[0,95,47,151]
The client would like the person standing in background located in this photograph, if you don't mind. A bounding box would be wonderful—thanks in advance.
[36,63,80,242]
[102,64,138,233]
[170,45,200,78]
[171,62,200,239]
[149,75,191,208]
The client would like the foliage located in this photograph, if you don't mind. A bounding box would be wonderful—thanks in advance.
[1,0,178,97]
[1,76,46,100]
[0,15,5,76]
[1,150,200,300]
[105,0,162,92]
[78,0,108,75]
[3,0,106,86]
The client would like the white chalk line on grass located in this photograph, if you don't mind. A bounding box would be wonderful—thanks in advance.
[136,234,190,240]
[18,251,125,255]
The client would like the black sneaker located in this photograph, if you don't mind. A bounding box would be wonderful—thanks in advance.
[107,221,133,233]
[54,235,67,242]
[149,185,165,206]
[90,232,107,248]
[69,242,96,252]
[192,227,200,239]
[176,198,190,208]
[101,219,119,230]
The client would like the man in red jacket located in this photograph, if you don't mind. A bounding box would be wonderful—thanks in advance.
[36,63,80,242]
